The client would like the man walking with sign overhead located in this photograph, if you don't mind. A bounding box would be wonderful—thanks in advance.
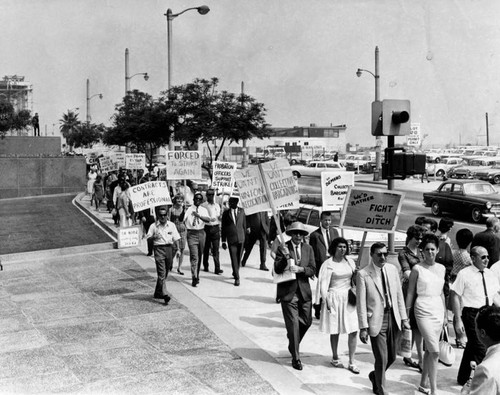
[274,222,316,371]
[357,242,409,395]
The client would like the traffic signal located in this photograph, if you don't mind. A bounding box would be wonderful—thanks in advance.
[382,148,426,179]
[372,99,411,136]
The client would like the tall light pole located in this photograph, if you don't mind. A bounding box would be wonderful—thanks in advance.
[86,79,103,124]
[165,5,210,152]
[125,48,149,95]
[357,46,381,181]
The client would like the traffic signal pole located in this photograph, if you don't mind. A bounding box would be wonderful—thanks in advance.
[387,135,395,253]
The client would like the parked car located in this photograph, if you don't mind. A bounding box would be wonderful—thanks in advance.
[449,157,500,179]
[426,157,465,177]
[474,163,500,184]
[423,180,500,223]
[345,155,371,173]
[291,161,345,178]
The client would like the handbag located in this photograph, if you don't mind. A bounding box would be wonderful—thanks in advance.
[398,328,412,358]
[438,325,455,367]
[347,267,357,306]
[272,258,297,284]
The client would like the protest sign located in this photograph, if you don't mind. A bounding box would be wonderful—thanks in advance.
[260,158,299,209]
[166,151,202,180]
[321,171,355,211]
[129,181,172,211]
[111,152,126,168]
[212,161,237,193]
[233,166,268,215]
[99,156,117,173]
[339,187,404,232]
[117,225,142,248]
[125,153,146,170]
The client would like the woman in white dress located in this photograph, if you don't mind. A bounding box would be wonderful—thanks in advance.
[317,237,360,374]
[406,233,446,395]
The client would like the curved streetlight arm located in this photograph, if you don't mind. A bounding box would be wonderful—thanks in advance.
[356,68,376,78]
[165,5,210,20]
[128,72,149,81]
[89,93,103,100]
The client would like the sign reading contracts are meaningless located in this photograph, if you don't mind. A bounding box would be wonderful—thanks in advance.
[117,225,142,248]
[321,171,355,211]
[166,151,202,180]
[125,153,146,170]
[233,159,299,215]
[339,187,404,233]
[129,181,172,211]
[212,161,237,193]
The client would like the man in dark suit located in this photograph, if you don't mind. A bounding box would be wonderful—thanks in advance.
[221,197,246,286]
[471,217,500,267]
[274,222,316,371]
[309,211,339,319]
[241,211,270,271]
[357,242,409,395]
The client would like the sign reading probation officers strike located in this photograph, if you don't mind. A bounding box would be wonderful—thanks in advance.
[234,158,299,215]
[166,151,202,180]
[321,171,355,211]
[339,187,404,233]
[212,161,237,193]
[129,181,172,211]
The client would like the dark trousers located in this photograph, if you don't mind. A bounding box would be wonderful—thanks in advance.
[370,309,399,395]
[153,245,172,298]
[242,230,267,267]
[228,242,243,280]
[457,307,487,385]
[203,225,220,272]
[281,292,312,361]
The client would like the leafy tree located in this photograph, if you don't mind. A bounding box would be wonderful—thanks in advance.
[0,102,32,137]
[59,110,103,149]
[164,78,271,179]
[103,90,177,170]
[59,110,80,141]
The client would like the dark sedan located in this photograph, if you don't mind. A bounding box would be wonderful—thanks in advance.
[423,180,500,223]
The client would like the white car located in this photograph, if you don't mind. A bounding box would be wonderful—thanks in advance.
[291,160,345,177]
[427,157,465,177]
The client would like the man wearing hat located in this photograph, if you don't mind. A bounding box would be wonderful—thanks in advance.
[274,221,316,371]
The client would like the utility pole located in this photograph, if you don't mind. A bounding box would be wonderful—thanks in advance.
[241,81,248,169]
[486,112,490,146]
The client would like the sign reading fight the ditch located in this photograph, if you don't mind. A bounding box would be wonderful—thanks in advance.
[129,181,172,211]
[166,151,202,180]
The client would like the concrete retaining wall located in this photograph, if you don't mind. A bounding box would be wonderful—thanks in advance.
[0,157,86,199]
[0,136,62,155]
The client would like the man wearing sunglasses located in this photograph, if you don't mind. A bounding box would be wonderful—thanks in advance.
[451,246,500,386]
[357,242,409,395]
[146,206,181,305]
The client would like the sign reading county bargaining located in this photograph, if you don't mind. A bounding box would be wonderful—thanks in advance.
[98,156,117,173]
[212,161,237,193]
[125,153,146,170]
[233,158,299,215]
[339,187,404,233]
[117,225,142,248]
[407,123,421,146]
[166,151,202,180]
[129,181,172,211]
[321,171,355,211]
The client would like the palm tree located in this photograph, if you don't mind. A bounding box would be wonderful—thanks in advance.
[59,110,81,151]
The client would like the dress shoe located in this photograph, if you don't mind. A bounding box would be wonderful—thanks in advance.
[259,265,269,271]
[176,269,184,275]
[192,278,197,287]
[147,252,153,256]
[203,268,209,272]
[163,295,171,305]
[234,279,240,286]
[368,371,378,394]
[241,261,246,267]
[215,270,224,275]
[292,359,303,370]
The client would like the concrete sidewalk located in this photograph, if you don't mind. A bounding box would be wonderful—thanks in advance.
[0,193,465,394]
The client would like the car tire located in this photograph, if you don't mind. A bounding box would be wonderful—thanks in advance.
[435,157,441,163]
[436,169,445,177]
[494,175,500,185]
[471,207,482,223]
[292,170,301,178]
[431,201,442,216]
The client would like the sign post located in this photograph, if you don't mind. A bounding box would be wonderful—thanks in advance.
[407,123,421,147]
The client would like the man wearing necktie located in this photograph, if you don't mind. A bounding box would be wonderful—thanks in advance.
[221,197,246,286]
[274,222,316,371]
[451,246,500,385]
[309,211,339,319]
[357,242,409,395]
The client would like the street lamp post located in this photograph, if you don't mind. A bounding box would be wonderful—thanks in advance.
[165,5,210,152]
[125,48,149,95]
[357,46,381,181]
[86,79,103,124]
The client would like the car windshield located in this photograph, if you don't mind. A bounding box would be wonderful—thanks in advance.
[464,183,497,195]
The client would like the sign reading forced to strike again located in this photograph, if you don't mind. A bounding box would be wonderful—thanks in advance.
[339,187,404,233]
[129,181,172,211]
[166,151,202,180]
[233,158,299,215]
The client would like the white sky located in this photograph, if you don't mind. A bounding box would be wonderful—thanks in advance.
[2,0,500,147]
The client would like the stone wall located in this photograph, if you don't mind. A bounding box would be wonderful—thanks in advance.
[0,157,86,199]
[0,136,61,156]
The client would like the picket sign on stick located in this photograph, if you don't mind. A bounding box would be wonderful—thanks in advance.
[356,231,368,269]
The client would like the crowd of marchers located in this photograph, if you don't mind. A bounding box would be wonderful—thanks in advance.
[85,168,500,395]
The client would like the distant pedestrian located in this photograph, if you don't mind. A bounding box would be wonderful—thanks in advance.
[92,175,104,211]
[471,217,500,267]
[333,152,339,162]
[170,193,187,274]
[32,113,40,136]
[274,222,316,371]
[241,211,270,271]
[116,182,132,227]
[202,188,223,275]
[147,206,180,305]
[221,197,246,286]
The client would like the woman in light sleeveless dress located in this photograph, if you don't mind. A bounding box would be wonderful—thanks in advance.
[316,237,360,374]
[406,233,446,395]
